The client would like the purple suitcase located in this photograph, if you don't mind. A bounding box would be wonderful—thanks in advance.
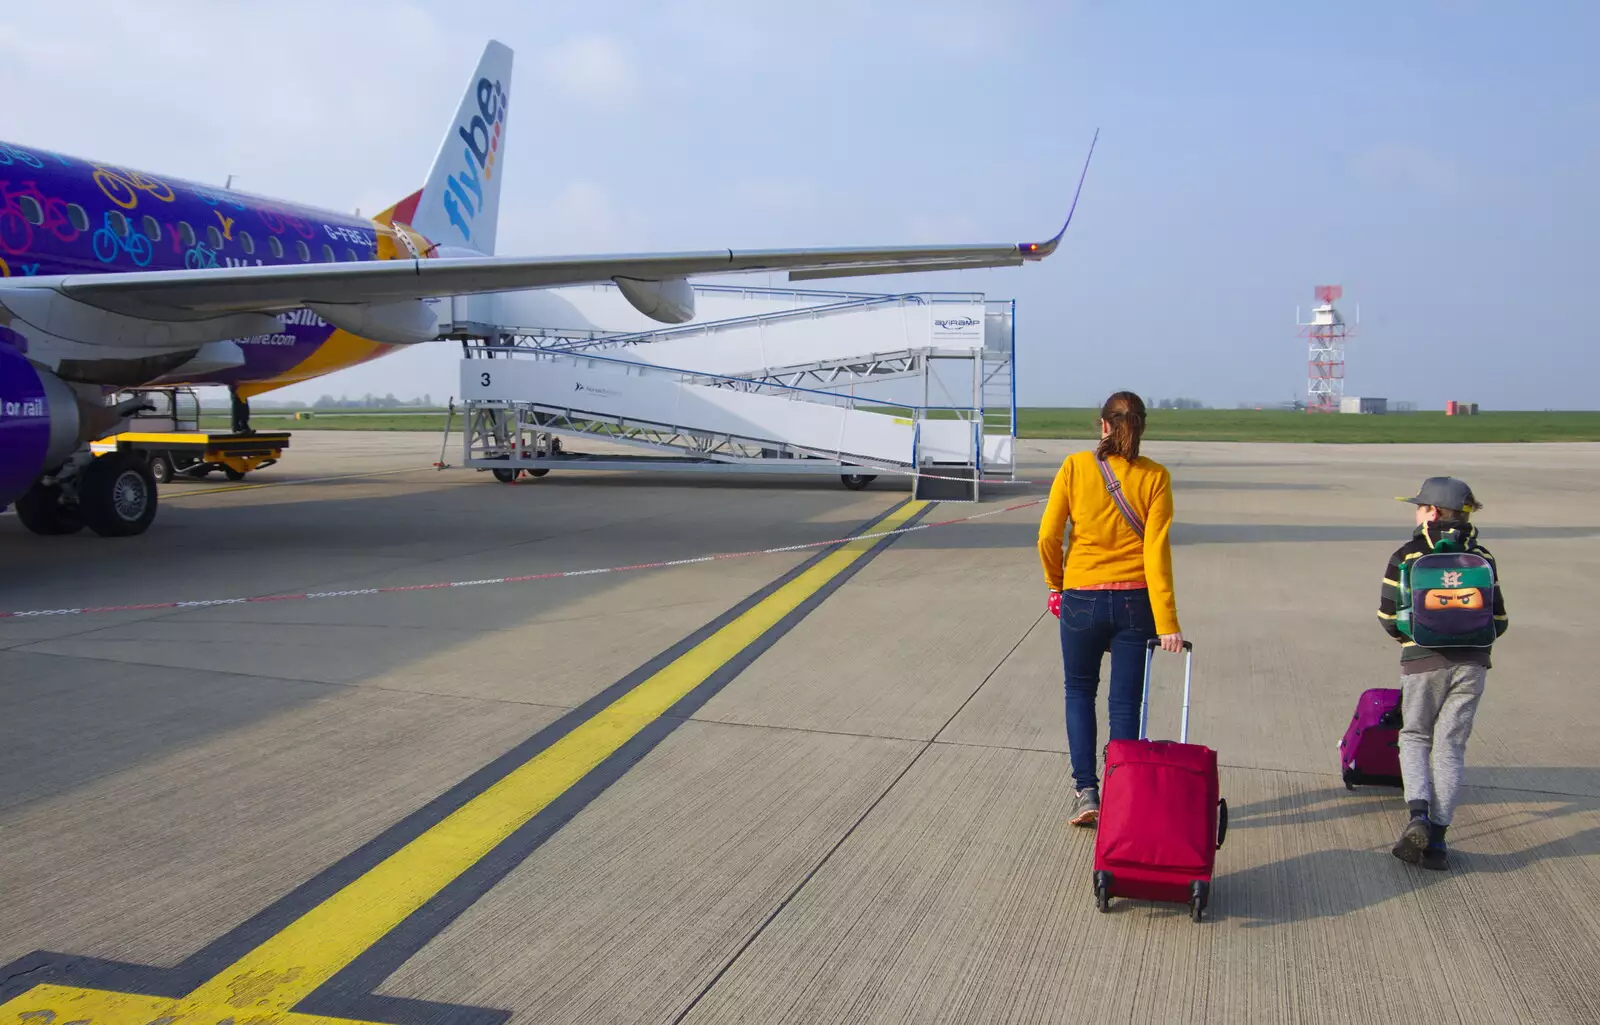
[1339,688,1403,789]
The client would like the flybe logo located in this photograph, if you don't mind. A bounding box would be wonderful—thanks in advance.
[442,76,509,243]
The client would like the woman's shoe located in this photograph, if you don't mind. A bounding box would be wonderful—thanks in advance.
[1069,787,1100,827]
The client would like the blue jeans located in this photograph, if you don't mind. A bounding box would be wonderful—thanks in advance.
[1058,588,1158,791]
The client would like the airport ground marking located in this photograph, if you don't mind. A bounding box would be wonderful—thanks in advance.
[0,467,433,519]
[3,465,1029,519]
[0,501,929,1025]
[158,465,435,498]
[161,461,1034,500]
[0,497,1043,619]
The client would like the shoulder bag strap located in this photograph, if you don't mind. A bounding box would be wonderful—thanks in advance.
[1096,455,1145,539]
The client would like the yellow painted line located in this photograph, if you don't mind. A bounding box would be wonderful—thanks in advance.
[0,500,925,1025]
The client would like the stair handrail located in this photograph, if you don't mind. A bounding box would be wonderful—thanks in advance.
[479,344,974,415]
[544,293,928,355]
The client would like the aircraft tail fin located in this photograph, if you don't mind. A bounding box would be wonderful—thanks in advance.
[390,39,513,256]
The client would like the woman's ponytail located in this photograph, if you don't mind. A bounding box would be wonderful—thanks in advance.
[1095,391,1148,462]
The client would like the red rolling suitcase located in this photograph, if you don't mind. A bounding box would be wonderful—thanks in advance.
[1338,687,1404,789]
[1092,639,1227,922]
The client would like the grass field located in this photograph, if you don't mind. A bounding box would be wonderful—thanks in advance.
[200,412,452,432]
[1015,409,1600,443]
[201,408,1600,443]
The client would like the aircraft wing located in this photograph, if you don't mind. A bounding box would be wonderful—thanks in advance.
[32,234,1064,323]
[12,132,1098,341]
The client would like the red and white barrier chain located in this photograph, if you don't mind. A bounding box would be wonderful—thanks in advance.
[0,497,1045,619]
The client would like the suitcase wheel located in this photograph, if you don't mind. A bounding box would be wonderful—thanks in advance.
[1190,880,1210,923]
[1094,870,1112,913]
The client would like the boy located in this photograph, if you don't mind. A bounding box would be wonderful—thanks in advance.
[1378,477,1508,870]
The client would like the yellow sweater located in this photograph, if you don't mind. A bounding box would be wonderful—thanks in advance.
[1036,449,1180,635]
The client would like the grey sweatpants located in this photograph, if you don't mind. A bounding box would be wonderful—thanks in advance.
[1399,663,1487,825]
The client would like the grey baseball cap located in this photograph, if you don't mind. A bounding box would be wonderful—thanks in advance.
[1398,476,1478,511]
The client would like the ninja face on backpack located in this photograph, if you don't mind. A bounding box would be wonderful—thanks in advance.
[1423,588,1485,611]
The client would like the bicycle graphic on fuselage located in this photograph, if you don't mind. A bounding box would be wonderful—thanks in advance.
[92,211,153,267]
[92,164,176,210]
[184,243,220,269]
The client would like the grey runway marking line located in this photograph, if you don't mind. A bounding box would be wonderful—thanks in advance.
[0,498,1046,619]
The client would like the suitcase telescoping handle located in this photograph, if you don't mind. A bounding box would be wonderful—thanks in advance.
[1140,638,1194,744]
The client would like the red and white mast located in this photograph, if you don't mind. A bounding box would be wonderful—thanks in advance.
[1300,285,1349,414]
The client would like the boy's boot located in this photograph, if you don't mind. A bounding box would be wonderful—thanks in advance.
[1421,822,1449,871]
[1392,802,1431,865]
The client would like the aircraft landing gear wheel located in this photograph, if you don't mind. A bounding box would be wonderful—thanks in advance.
[80,452,158,537]
[492,467,517,483]
[841,473,876,491]
[223,468,247,482]
[14,480,84,536]
[148,453,174,485]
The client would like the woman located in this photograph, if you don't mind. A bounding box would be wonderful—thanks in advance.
[1036,391,1183,827]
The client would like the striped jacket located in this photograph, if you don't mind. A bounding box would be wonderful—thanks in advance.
[1378,521,1509,670]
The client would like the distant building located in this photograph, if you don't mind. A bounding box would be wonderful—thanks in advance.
[1340,396,1387,415]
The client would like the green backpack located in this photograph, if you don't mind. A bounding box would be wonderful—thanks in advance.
[1397,540,1497,649]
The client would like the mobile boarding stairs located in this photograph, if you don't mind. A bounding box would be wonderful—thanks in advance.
[442,285,1018,502]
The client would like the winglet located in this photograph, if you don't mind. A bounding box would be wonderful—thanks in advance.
[1020,128,1099,260]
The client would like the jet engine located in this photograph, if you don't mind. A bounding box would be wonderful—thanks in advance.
[0,342,161,536]
[0,341,80,510]
[614,276,695,324]
[306,299,441,345]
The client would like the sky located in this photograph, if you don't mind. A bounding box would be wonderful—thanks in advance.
[2,1,1596,409]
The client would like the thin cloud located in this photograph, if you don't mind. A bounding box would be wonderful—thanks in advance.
[733,181,817,211]
[0,21,99,65]
[507,181,647,254]
[1351,144,1470,197]
[535,35,639,107]
[0,1,463,212]
[906,213,979,244]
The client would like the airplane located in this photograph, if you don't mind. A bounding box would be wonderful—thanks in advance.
[0,39,1090,539]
